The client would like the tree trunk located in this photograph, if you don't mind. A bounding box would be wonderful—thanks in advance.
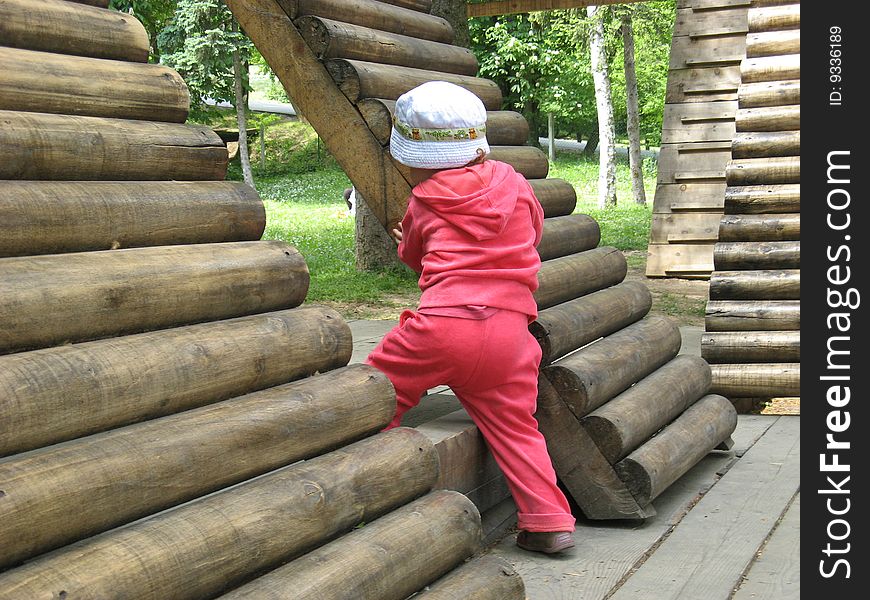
[586,5,617,208]
[430,0,470,48]
[355,190,406,271]
[621,11,646,205]
[547,112,555,161]
[233,48,256,191]
[582,130,599,157]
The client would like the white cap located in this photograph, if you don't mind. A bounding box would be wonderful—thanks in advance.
[389,81,490,169]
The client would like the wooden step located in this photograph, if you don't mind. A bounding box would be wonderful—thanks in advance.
[0,181,264,258]
[746,29,800,58]
[528,178,577,217]
[748,4,800,33]
[665,66,741,103]
[0,46,189,122]
[714,240,800,269]
[735,105,800,133]
[709,269,800,300]
[414,555,525,600]
[705,300,800,331]
[741,54,800,83]
[0,365,393,569]
[702,330,800,363]
[221,491,481,600]
[535,247,627,310]
[718,213,800,242]
[0,110,227,181]
[0,306,351,456]
[0,0,149,62]
[487,145,549,179]
[710,362,800,397]
[724,183,800,213]
[531,281,652,366]
[538,214,600,262]
[732,130,800,158]
[738,80,800,108]
[726,156,800,185]
[0,428,439,600]
[0,241,309,354]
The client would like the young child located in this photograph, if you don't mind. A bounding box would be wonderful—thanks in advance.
[365,81,576,554]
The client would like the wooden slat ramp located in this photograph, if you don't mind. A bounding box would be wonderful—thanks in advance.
[228,0,738,541]
[0,0,504,598]
[702,0,800,405]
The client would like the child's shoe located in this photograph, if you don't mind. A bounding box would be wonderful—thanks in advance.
[516,530,575,554]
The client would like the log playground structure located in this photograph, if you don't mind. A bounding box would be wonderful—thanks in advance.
[0,0,802,597]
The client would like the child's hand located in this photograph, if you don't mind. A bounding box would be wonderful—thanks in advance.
[391,222,403,245]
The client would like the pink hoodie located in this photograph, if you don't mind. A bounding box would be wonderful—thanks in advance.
[398,160,545,319]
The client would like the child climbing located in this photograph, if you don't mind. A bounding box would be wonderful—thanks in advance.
[365,81,576,554]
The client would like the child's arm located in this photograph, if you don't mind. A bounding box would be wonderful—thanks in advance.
[397,212,424,274]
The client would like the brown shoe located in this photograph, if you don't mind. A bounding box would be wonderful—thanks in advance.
[516,530,575,554]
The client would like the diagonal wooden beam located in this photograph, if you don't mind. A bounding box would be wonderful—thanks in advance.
[467,0,647,18]
[226,0,411,230]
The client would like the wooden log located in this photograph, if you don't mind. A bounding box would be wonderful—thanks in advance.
[296,16,477,76]
[326,58,503,110]
[0,46,190,122]
[0,307,351,457]
[705,300,800,331]
[531,282,652,366]
[65,0,110,6]
[709,269,800,300]
[615,394,737,505]
[714,241,800,269]
[535,246,627,310]
[718,214,800,242]
[748,4,800,33]
[582,355,713,464]
[735,106,800,133]
[0,0,149,62]
[487,146,549,179]
[226,0,411,231]
[537,214,600,262]
[732,131,800,158]
[0,365,394,569]
[0,428,439,600]
[543,315,683,418]
[665,66,741,103]
[379,0,432,12]
[702,331,800,363]
[726,157,800,185]
[357,99,528,146]
[0,241,309,354]
[0,181,265,257]
[413,555,525,600]
[535,375,655,520]
[746,29,800,58]
[738,80,800,108]
[741,54,800,83]
[0,110,227,181]
[277,0,453,43]
[528,178,577,217]
[710,363,800,397]
[220,491,480,600]
[724,184,800,213]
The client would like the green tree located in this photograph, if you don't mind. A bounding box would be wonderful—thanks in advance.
[109,0,176,62]
[158,0,256,188]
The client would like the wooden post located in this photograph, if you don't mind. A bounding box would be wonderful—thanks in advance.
[718,214,800,242]
[544,315,683,417]
[0,46,190,123]
[0,110,227,181]
[528,178,577,217]
[0,429,440,600]
[0,181,265,257]
[0,0,149,62]
[709,269,800,300]
[738,80,800,108]
[725,183,800,213]
[535,246,627,310]
[0,241,309,354]
[582,355,712,464]
[713,241,800,269]
[379,0,433,12]
[0,365,395,569]
[615,394,737,505]
[531,281,652,366]
[537,214,600,261]
[296,16,478,75]
[408,555,525,600]
[0,307,353,457]
[487,146,550,179]
[702,331,800,363]
[710,363,800,397]
[535,375,655,520]
[221,491,481,600]
[326,58,502,109]
[277,0,453,43]
[705,300,800,331]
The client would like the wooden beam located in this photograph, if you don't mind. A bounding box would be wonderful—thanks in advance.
[467,0,640,18]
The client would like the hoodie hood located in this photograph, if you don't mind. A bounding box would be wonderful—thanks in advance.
[411,161,518,241]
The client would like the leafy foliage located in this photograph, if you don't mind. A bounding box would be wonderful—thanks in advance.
[109,0,176,62]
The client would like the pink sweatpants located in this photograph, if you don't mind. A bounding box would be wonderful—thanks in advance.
[365,309,576,533]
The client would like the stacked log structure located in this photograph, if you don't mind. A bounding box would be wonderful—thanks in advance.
[229,0,737,523]
[0,0,491,597]
[645,0,751,278]
[702,1,800,405]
